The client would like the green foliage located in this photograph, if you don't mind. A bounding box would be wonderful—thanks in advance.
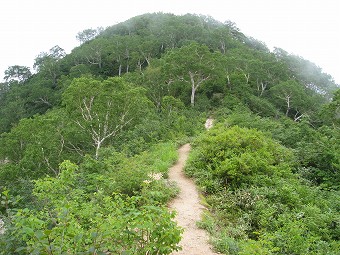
[217,111,340,190]
[0,69,62,133]
[273,48,338,98]
[9,161,181,254]
[295,126,340,189]
[63,76,152,158]
[186,124,340,254]
[162,42,225,106]
[0,109,81,180]
[80,142,178,196]
[319,89,340,126]
[1,12,338,132]
[186,125,293,191]
[141,173,179,205]
[0,139,182,254]
[0,187,21,215]
[1,12,339,255]
[269,80,312,118]
[245,94,278,117]
[3,65,31,84]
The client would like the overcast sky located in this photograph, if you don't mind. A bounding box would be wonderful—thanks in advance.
[1,0,339,84]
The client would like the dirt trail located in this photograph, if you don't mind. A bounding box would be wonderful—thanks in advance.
[168,143,219,255]
[205,118,214,130]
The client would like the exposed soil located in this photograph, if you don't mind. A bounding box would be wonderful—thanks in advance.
[204,118,214,130]
[168,143,219,255]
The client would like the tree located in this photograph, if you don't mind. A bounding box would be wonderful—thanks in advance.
[140,37,159,66]
[163,42,223,106]
[34,45,66,87]
[0,82,9,96]
[63,77,151,159]
[3,65,31,84]
[273,49,338,98]
[75,38,108,70]
[269,80,310,120]
[76,27,103,44]
[208,25,236,54]
[132,59,173,110]
[0,84,26,132]
[320,89,340,126]
[0,109,78,178]
[1,65,31,98]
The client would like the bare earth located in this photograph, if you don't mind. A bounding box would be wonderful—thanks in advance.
[204,118,214,130]
[168,143,219,255]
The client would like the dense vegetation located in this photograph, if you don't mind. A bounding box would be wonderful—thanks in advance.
[0,13,339,254]
[186,123,339,254]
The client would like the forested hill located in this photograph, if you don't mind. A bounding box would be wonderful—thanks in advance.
[0,13,338,133]
[0,13,339,254]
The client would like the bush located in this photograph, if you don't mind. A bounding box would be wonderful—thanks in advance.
[186,125,293,190]
[7,161,182,255]
[186,124,340,254]
[141,173,179,204]
[80,142,178,196]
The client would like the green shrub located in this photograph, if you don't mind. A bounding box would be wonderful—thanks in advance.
[186,124,340,254]
[9,161,182,254]
[186,125,293,190]
[141,173,179,204]
[80,142,178,196]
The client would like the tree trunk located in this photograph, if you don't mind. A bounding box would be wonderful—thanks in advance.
[95,140,102,160]
[98,57,102,69]
[220,40,226,54]
[226,74,231,90]
[257,80,267,96]
[294,111,303,122]
[244,73,250,83]
[285,95,291,116]
[137,60,142,72]
[189,72,196,107]
[191,86,196,106]
[118,64,122,76]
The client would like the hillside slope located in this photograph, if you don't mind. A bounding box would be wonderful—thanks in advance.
[0,13,339,254]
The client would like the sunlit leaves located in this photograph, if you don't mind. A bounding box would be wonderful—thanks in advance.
[11,157,181,254]
[186,125,293,190]
[63,76,151,158]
